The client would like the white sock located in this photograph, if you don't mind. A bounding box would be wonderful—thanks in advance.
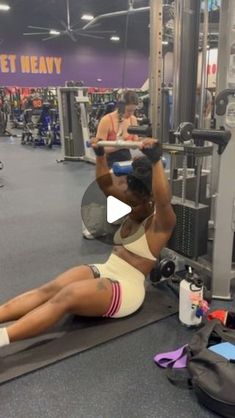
[0,328,10,347]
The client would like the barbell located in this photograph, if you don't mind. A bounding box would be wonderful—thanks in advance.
[87,140,144,149]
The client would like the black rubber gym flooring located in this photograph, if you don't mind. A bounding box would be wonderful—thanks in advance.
[0,135,233,418]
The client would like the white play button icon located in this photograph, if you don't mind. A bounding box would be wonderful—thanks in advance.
[107,196,132,224]
[81,177,146,245]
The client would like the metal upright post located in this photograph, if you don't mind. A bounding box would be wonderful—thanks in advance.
[172,0,201,128]
[210,0,229,212]
[57,87,65,161]
[212,0,235,299]
[172,0,183,129]
[149,0,163,139]
[199,0,209,128]
[77,89,95,164]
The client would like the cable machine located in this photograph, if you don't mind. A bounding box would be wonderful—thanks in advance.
[211,0,235,299]
[149,0,235,299]
[57,87,95,163]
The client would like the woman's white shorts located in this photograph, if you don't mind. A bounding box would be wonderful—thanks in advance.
[89,253,146,318]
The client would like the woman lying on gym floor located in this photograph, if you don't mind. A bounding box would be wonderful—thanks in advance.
[0,138,176,348]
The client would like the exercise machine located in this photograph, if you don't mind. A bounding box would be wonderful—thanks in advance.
[21,99,60,148]
[57,87,95,163]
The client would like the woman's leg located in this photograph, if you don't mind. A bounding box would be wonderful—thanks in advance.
[0,265,95,323]
[6,278,113,343]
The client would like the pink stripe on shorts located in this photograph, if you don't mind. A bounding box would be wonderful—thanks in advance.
[103,281,122,317]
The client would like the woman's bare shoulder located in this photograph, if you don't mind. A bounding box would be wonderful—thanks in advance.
[101,111,116,122]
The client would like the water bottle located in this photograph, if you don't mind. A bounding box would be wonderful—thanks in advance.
[179,266,204,326]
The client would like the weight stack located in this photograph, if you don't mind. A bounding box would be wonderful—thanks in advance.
[168,199,210,259]
[172,174,209,205]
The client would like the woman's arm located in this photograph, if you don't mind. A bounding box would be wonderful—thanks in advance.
[95,151,113,193]
[141,139,176,232]
[92,115,113,192]
[96,115,109,141]
[94,150,129,201]
[152,159,176,231]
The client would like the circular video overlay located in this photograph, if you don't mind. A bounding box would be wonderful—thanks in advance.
[81,176,145,246]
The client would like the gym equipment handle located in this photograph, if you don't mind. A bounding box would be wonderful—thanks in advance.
[192,129,231,154]
[127,125,152,137]
[215,89,235,116]
[173,122,231,155]
[86,140,143,149]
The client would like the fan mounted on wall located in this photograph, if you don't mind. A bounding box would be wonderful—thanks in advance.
[23,0,116,41]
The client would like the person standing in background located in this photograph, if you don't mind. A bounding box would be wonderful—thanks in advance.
[95,90,139,168]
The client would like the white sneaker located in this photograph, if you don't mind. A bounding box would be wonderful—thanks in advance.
[82,224,95,240]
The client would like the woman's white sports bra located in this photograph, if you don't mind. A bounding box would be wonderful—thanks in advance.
[113,216,157,262]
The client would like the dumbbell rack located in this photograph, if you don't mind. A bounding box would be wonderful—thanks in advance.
[163,143,213,259]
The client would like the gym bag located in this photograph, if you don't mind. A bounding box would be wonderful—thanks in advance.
[154,320,235,417]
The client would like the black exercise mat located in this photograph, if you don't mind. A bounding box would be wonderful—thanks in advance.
[0,287,178,384]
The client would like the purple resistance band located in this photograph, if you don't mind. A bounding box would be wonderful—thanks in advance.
[154,345,188,369]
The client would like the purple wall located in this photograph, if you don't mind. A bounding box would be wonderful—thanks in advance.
[0,41,149,88]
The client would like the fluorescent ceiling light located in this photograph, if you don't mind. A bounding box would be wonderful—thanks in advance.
[81,14,94,21]
[0,4,10,11]
[111,36,120,42]
[50,30,60,35]
[162,41,169,45]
